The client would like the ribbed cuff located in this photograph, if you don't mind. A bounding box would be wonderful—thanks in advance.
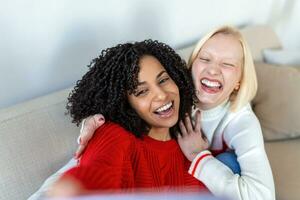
[189,150,213,178]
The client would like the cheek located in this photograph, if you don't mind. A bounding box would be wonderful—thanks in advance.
[128,96,148,116]
[171,81,180,95]
[231,67,242,83]
[191,62,204,80]
[134,100,155,125]
[223,69,241,89]
[131,100,151,117]
[166,78,180,95]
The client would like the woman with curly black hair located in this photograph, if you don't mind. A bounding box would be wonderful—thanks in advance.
[49,40,207,196]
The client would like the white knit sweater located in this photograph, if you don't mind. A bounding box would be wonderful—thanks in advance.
[189,101,275,200]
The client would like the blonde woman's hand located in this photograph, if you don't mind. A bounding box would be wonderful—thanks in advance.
[177,111,209,161]
[74,114,105,159]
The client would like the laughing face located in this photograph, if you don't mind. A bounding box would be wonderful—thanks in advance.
[127,55,180,139]
[191,33,243,110]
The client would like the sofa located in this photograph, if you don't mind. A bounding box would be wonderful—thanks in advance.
[0,25,299,200]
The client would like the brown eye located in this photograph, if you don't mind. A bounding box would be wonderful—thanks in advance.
[134,89,148,97]
[159,77,169,84]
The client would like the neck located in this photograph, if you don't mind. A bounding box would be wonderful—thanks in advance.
[197,99,230,120]
[148,127,171,141]
[197,98,230,111]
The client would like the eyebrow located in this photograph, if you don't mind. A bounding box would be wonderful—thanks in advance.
[137,70,167,85]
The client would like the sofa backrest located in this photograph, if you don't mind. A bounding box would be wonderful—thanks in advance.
[0,88,79,200]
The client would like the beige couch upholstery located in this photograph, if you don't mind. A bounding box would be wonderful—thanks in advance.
[0,25,299,200]
[0,89,78,200]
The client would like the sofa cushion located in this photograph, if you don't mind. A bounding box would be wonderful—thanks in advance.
[263,49,300,66]
[0,88,78,200]
[252,62,300,141]
[240,25,282,62]
[265,139,300,200]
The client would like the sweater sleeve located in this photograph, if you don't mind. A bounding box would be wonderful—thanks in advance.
[61,122,135,191]
[189,110,275,200]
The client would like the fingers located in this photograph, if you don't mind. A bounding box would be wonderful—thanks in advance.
[194,110,201,133]
[203,136,209,149]
[74,145,86,159]
[184,114,193,133]
[80,128,93,146]
[93,114,105,127]
[177,132,182,139]
[79,118,87,136]
[179,120,188,137]
[76,114,106,159]
[79,115,103,146]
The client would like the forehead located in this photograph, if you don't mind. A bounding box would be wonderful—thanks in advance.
[200,33,244,60]
[138,55,166,81]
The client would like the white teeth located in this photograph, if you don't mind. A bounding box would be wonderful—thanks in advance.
[201,79,221,88]
[156,102,172,112]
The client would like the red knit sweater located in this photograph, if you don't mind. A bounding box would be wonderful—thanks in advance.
[63,122,208,193]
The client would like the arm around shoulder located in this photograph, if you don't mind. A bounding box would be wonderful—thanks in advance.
[189,109,275,199]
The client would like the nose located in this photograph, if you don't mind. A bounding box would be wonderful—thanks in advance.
[207,63,221,75]
[153,86,167,101]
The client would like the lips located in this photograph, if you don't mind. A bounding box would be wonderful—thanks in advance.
[200,78,223,93]
[153,101,175,118]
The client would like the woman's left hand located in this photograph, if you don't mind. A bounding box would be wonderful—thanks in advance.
[177,110,209,161]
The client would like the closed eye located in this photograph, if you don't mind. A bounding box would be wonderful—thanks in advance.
[223,63,235,67]
[200,57,210,62]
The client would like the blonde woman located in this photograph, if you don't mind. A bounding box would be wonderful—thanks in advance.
[177,26,275,200]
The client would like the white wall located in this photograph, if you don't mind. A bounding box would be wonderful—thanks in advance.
[0,0,297,109]
[268,0,300,49]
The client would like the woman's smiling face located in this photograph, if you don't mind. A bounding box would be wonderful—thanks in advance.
[127,55,180,137]
[191,33,243,110]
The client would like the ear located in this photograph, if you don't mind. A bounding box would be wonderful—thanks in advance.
[234,82,240,91]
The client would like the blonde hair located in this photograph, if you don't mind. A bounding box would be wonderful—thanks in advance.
[188,25,257,112]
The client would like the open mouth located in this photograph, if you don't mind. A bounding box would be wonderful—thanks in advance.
[200,78,223,93]
[154,101,174,118]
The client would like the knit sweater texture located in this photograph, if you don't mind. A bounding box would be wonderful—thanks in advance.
[63,122,208,193]
[189,101,275,200]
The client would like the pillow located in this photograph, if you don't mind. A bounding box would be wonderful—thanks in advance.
[240,25,282,62]
[252,62,300,141]
[263,49,300,66]
[176,44,195,63]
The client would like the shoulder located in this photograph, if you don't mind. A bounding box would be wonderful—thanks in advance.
[225,103,260,128]
[223,103,264,146]
[94,121,136,141]
[81,122,137,161]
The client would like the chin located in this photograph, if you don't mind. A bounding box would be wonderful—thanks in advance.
[159,116,178,128]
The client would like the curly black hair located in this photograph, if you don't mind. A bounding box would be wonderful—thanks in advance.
[66,39,195,138]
